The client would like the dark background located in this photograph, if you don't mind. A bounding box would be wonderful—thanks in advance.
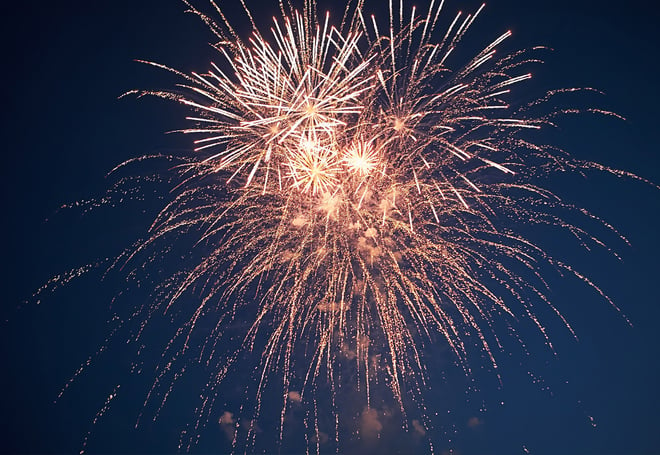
[1,0,659,454]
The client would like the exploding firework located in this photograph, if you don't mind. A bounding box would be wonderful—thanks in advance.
[38,0,656,453]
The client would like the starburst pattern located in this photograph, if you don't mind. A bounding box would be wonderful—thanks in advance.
[58,0,653,452]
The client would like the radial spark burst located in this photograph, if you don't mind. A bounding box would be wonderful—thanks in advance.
[54,0,652,452]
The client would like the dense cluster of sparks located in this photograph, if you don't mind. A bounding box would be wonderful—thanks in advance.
[60,0,647,452]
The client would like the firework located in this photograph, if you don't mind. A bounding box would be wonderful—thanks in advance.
[52,0,653,452]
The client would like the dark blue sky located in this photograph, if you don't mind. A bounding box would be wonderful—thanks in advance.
[2,1,659,454]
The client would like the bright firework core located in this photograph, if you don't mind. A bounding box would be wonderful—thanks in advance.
[175,3,509,226]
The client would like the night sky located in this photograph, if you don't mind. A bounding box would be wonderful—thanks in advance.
[2,0,659,454]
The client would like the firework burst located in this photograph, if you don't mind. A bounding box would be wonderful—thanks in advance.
[46,0,655,452]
